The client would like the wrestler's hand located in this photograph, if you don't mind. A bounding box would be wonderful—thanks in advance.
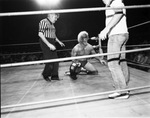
[92,45,99,49]
[100,59,107,65]
[90,37,98,40]
[98,27,110,40]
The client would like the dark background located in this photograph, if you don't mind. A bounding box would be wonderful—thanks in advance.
[0,0,150,53]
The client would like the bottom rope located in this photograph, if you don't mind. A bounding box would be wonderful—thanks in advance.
[1,85,150,110]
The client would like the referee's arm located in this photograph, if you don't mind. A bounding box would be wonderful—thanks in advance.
[38,32,56,51]
[55,37,65,47]
[38,20,56,50]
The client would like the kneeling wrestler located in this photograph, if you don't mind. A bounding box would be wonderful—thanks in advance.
[67,31,106,80]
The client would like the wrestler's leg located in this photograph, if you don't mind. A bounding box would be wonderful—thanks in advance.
[84,62,98,75]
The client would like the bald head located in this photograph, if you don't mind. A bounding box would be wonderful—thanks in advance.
[47,13,59,23]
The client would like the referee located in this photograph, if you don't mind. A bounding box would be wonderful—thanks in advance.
[38,13,65,81]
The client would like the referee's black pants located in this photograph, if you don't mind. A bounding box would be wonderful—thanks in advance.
[39,38,59,78]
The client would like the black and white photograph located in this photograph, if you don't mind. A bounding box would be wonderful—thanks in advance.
[1,0,150,118]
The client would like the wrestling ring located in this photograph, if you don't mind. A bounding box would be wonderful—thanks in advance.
[1,4,150,118]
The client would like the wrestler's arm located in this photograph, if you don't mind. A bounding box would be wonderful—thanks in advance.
[71,47,77,56]
[98,38,104,59]
[90,47,101,61]
[71,46,78,63]
[90,45,106,65]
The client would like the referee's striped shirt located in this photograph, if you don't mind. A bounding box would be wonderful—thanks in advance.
[39,18,56,39]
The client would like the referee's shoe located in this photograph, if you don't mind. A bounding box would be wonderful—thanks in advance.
[51,75,63,81]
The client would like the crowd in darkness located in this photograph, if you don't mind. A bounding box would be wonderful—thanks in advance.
[128,49,150,65]
[1,47,150,65]
[127,40,150,66]
[0,51,71,64]
[1,41,150,72]
[0,53,42,64]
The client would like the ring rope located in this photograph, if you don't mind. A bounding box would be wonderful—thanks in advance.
[126,44,150,48]
[0,20,149,48]
[1,44,150,56]
[128,20,150,30]
[0,43,150,54]
[1,51,42,56]
[0,39,77,47]
[0,5,150,113]
[1,47,150,68]
[1,40,150,48]
[1,48,72,56]
[0,5,150,17]
[128,61,150,68]
[1,43,150,56]
[1,85,150,110]
[1,4,150,113]
[92,44,150,48]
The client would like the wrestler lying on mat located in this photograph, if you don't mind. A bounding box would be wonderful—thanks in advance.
[65,31,106,80]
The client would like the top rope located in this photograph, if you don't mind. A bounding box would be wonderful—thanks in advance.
[0,5,150,17]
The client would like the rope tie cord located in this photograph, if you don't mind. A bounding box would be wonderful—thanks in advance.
[0,5,150,17]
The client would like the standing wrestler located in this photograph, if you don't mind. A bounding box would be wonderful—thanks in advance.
[99,0,130,99]
[68,31,106,80]
[38,13,65,81]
